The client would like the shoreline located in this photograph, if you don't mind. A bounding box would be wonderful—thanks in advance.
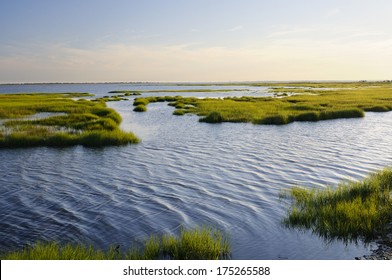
[358,223,392,260]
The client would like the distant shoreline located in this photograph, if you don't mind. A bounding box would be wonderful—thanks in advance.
[1,80,389,86]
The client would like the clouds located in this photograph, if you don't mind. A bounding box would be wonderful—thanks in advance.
[1,1,392,82]
[228,25,244,32]
[1,33,391,83]
[326,8,341,17]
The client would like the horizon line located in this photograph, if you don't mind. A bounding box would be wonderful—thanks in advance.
[1,79,390,86]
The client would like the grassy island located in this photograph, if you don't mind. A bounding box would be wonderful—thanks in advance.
[134,82,392,125]
[0,92,139,148]
[283,168,392,243]
[108,90,141,95]
[1,227,230,260]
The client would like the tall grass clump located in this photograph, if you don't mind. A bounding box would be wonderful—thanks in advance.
[199,111,224,123]
[173,109,185,115]
[133,98,150,106]
[80,130,139,147]
[254,114,290,125]
[133,105,147,112]
[319,108,365,120]
[162,226,230,260]
[294,111,319,122]
[127,236,162,260]
[284,168,392,243]
[2,227,230,260]
[365,105,390,112]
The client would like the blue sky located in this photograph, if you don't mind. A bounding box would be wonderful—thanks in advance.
[1,0,391,82]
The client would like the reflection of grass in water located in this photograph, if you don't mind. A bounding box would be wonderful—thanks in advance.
[283,168,392,243]
[0,93,139,147]
[3,227,230,260]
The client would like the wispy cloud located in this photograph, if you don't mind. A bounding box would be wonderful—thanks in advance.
[228,25,243,32]
[1,36,392,83]
[266,26,317,38]
[326,8,341,17]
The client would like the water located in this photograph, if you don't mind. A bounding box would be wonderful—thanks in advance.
[1,83,392,259]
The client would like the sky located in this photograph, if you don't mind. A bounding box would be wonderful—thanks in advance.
[0,0,391,83]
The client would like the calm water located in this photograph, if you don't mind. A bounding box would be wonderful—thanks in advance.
[1,83,392,259]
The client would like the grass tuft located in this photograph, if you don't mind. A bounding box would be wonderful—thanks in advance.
[162,226,230,260]
[199,111,224,123]
[133,105,147,112]
[173,109,185,116]
[283,168,392,243]
[319,108,365,120]
[254,114,290,125]
[133,98,150,106]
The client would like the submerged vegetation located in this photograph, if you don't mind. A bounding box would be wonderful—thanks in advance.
[133,82,392,125]
[283,168,392,243]
[2,227,230,260]
[0,93,139,147]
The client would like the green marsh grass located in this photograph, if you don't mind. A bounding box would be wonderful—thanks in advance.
[133,105,147,112]
[2,227,230,260]
[161,226,230,260]
[283,168,392,243]
[0,93,139,148]
[108,90,141,96]
[131,82,392,126]
[199,111,224,123]
[138,89,249,93]
[170,83,392,125]
[133,98,150,106]
[173,109,185,115]
[93,95,128,102]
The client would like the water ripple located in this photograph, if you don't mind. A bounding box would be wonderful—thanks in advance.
[1,84,392,259]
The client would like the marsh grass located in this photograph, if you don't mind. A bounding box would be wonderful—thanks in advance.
[161,226,230,260]
[3,242,109,260]
[173,109,185,115]
[178,83,392,125]
[199,111,224,123]
[108,90,141,96]
[133,83,392,125]
[2,227,230,260]
[0,93,139,148]
[132,96,198,115]
[283,168,392,243]
[133,105,147,112]
[138,89,249,93]
[133,98,150,106]
[93,95,128,102]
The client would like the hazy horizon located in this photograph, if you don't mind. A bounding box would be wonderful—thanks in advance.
[1,79,382,85]
[1,0,391,83]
